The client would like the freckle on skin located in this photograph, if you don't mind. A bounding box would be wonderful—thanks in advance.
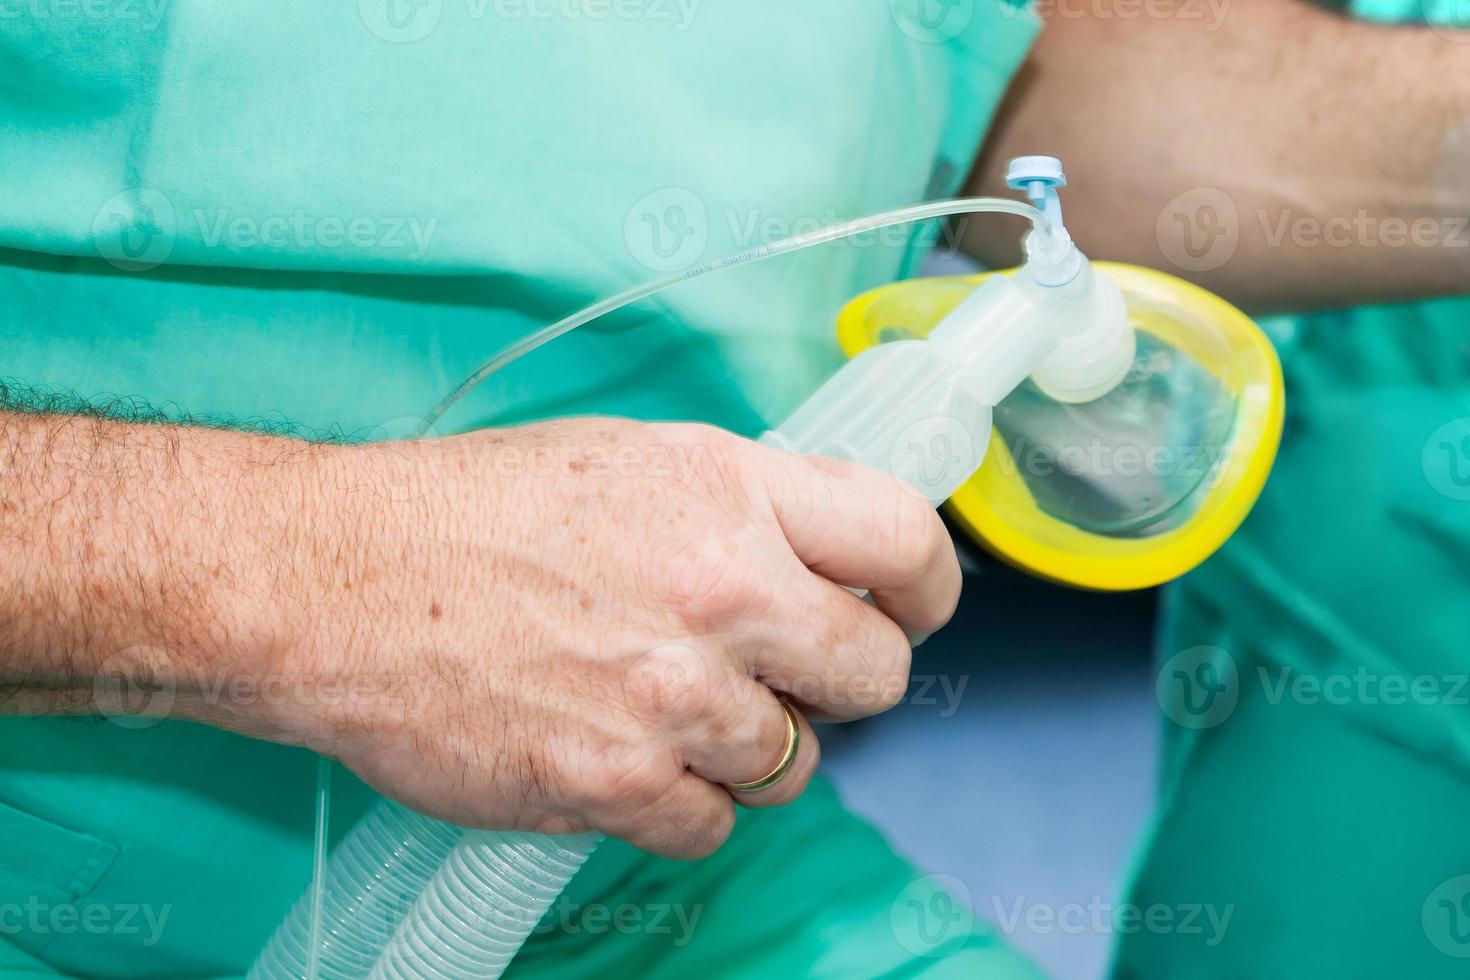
[429,601,443,620]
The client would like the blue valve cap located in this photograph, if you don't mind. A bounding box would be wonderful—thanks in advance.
[1005,155,1067,190]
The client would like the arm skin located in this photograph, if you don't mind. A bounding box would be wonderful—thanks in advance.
[0,406,961,858]
[964,0,1470,312]
[0,409,342,730]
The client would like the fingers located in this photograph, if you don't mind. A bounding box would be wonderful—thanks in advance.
[725,701,819,809]
[683,681,820,808]
[756,447,962,638]
[594,768,736,861]
[743,565,914,721]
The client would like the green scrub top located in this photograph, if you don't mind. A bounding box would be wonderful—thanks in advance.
[1115,0,1470,975]
[0,2,1043,977]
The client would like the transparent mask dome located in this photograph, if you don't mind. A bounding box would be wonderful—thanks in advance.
[992,317,1238,538]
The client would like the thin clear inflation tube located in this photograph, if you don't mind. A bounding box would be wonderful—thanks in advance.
[252,195,1045,980]
[414,197,1046,436]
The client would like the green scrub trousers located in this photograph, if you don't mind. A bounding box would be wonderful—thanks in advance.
[0,2,1044,976]
[1113,0,1470,975]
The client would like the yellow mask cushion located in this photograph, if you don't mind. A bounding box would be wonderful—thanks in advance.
[836,263,1285,591]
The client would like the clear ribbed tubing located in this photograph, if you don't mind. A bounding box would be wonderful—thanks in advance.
[369,831,599,979]
[249,801,463,979]
[249,802,595,980]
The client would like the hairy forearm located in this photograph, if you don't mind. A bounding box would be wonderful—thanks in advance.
[0,409,333,723]
[966,0,1469,311]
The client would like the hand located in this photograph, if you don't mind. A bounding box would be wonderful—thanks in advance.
[272,418,962,859]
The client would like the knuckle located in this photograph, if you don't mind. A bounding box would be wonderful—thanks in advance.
[722,703,785,762]
[674,424,746,489]
[563,743,675,816]
[664,536,766,626]
[623,645,712,729]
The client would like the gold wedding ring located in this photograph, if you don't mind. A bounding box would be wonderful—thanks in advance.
[729,700,802,794]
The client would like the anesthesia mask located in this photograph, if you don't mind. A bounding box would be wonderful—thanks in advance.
[770,156,1284,590]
